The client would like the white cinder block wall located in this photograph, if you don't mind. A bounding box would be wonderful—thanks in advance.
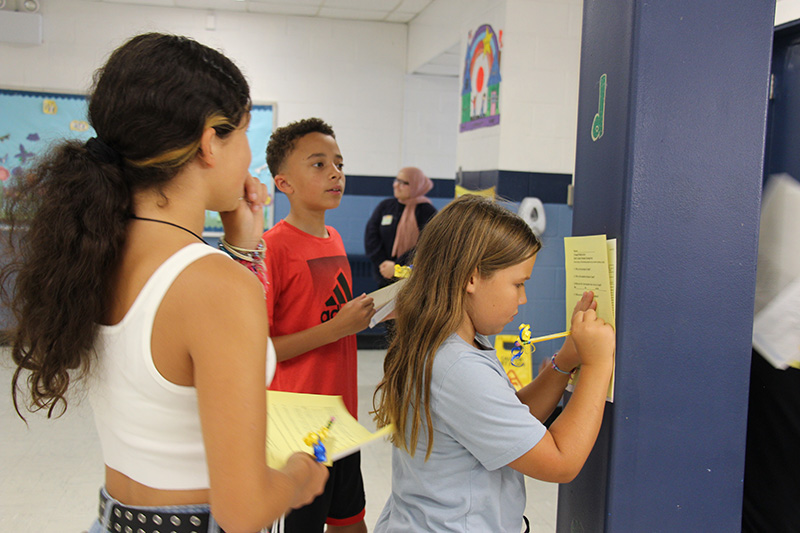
[499,0,582,175]
[777,0,800,25]
[0,0,458,179]
[449,0,583,175]
[402,73,460,177]
[451,0,506,172]
[1,0,794,181]
[0,0,596,181]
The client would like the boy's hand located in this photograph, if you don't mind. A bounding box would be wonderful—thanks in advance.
[331,293,375,337]
[219,176,269,248]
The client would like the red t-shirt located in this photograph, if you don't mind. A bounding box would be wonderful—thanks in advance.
[263,220,359,418]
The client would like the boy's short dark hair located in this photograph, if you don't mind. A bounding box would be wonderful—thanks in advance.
[266,117,335,176]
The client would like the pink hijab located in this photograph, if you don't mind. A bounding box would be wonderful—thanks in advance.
[392,167,433,258]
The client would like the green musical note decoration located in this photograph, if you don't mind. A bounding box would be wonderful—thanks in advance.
[591,73,607,141]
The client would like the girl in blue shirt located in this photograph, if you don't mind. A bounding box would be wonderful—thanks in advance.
[373,195,615,532]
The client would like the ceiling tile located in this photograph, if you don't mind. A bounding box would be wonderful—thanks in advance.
[385,11,416,23]
[248,0,321,5]
[317,7,389,21]
[96,0,433,22]
[175,0,246,10]
[246,3,318,15]
[323,0,399,9]
[101,0,175,6]
[397,0,433,12]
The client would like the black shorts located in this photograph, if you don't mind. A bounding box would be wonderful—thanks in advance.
[279,451,365,532]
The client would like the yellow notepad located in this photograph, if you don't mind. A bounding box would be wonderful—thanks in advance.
[266,391,394,468]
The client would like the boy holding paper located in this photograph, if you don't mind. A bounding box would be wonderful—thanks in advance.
[263,118,374,533]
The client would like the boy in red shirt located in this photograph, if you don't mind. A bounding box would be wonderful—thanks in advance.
[264,118,375,533]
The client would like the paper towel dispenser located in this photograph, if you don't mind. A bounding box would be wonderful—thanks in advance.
[518,197,546,236]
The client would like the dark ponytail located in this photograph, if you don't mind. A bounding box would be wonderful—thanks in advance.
[4,141,130,418]
[2,33,251,419]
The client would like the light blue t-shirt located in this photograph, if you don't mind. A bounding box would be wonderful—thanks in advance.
[375,333,546,532]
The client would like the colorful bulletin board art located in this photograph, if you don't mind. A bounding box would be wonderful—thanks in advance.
[0,89,94,218]
[0,89,275,232]
[460,24,502,133]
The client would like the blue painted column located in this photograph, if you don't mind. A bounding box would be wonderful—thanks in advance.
[557,2,775,531]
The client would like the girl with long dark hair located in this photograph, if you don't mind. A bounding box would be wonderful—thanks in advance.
[3,33,327,533]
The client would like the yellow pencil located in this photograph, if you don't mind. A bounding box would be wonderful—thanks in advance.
[528,330,571,344]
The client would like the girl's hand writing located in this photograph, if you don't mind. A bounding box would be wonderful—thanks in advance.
[554,291,599,371]
[570,303,615,368]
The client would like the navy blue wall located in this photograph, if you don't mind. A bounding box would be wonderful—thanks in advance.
[560,1,774,531]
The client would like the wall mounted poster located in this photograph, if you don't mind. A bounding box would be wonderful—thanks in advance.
[0,88,275,233]
[460,24,502,132]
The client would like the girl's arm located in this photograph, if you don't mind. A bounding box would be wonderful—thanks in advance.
[508,304,614,483]
[516,291,596,421]
[177,256,328,532]
[515,342,578,423]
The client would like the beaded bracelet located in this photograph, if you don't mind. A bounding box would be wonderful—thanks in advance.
[219,236,265,263]
[551,353,577,375]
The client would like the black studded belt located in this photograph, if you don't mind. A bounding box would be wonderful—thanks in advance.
[98,489,225,533]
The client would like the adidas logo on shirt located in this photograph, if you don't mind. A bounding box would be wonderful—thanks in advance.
[320,271,352,323]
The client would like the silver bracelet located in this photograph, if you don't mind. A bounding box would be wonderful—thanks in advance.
[551,353,577,375]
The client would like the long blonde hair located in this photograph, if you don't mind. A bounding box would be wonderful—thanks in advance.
[372,195,542,459]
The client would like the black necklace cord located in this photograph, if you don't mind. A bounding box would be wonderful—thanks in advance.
[130,215,208,245]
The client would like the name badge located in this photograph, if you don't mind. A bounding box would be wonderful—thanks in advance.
[381,215,393,226]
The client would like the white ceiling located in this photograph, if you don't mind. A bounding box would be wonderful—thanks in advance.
[96,0,435,23]
[0,0,458,75]
[92,0,460,75]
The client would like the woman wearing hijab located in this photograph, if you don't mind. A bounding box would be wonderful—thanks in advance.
[364,167,438,288]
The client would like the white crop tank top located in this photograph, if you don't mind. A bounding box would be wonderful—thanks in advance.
[89,243,276,490]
